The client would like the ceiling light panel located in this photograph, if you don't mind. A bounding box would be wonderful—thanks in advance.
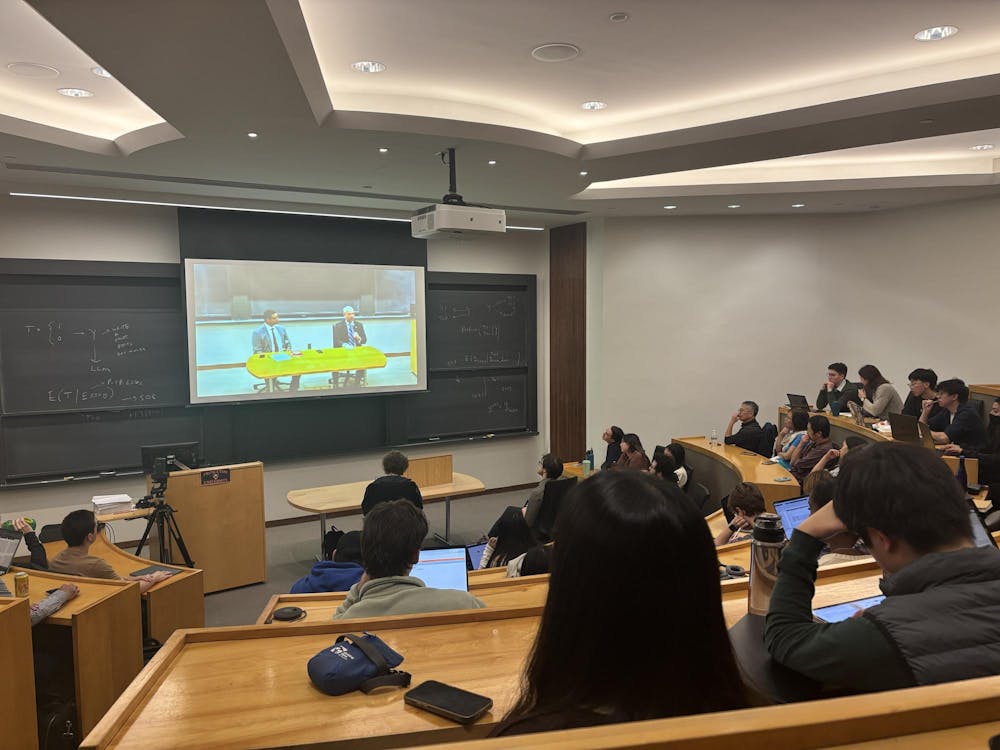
[0,0,168,142]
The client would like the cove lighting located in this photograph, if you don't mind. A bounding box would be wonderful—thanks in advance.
[378,147,389,153]
[579,171,589,176]
[91,66,112,78]
[488,159,497,165]
[247,132,259,138]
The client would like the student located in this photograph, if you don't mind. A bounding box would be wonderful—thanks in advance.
[522,453,566,528]
[506,544,552,578]
[765,442,1000,691]
[920,378,988,452]
[611,433,650,471]
[493,471,747,735]
[805,476,868,566]
[2,516,48,570]
[857,364,903,419]
[724,401,763,451]
[714,483,765,546]
[943,398,1000,486]
[600,426,625,469]
[649,451,679,484]
[809,435,867,478]
[773,410,809,469]
[334,500,485,619]
[361,450,423,516]
[788,415,836,484]
[480,507,537,569]
[902,368,940,419]
[816,362,861,413]
[290,531,364,593]
[666,442,693,489]
[49,510,171,592]
[0,578,78,626]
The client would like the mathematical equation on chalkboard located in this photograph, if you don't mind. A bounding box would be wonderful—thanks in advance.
[428,290,529,372]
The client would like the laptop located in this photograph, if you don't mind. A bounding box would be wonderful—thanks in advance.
[786,394,810,410]
[0,528,23,576]
[411,547,470,592]
[847,400,866,426]
[886,412,920,443]
[773,496,812,540]
[968,498,998,549]
[466,542,488,571]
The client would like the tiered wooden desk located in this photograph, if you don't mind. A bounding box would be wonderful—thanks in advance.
[0,596,39,749]
[971,384,1000,423]
[2,568,142,737]
[43,531,204,644]
[288,455,486,550]
[674,436,802,510]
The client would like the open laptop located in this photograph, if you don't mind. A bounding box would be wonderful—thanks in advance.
[773,496,812,540]
[786,394,810,410]
[847,400,866,426]
[0,528,23,576]
[887,412,936,449]
[411,547,470,592]
[466,542,488,570]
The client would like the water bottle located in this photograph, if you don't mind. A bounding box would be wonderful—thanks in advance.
[748,513,786,615]
[956,456,968,493]
[710,429,718,447]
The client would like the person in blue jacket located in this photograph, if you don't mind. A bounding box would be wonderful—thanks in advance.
[290,531,364,593]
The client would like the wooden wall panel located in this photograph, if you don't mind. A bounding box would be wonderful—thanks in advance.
[549,223,587,462]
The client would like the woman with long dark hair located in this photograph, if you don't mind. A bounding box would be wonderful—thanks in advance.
[666,441,694,489]
[857,364,903,419]
[612,433,650,471]
[479,506,538,569]
[493,471,748,735]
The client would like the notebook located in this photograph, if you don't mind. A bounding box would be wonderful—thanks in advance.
[130,565,179,578]
[786,394,810,410]
[411,548,469,592]
[773,496,812,540]
[0,528,23,576]
[466,542,488,570]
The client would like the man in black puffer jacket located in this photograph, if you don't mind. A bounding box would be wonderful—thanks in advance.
[765,441,1000,692]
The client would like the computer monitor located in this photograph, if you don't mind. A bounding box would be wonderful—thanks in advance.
[773,495,812,540]
[410,547,469,591]
[139,442,200,475]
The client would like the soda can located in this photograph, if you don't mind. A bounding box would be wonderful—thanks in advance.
[13,571,29,597]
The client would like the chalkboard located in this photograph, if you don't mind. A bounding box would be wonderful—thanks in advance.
[0,309,188,415]
[405,373,530,440]
[427,288,529,370]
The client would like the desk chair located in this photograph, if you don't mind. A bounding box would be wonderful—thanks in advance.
[253,377,293,393]
[689,482,717,516]
[39,524,63,543]
[534,476,578,543]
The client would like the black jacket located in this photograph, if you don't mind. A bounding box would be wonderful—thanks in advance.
[361,474,423,515]
[333,319,367,348]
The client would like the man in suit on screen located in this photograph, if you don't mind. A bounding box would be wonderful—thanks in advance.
[251,309,299,392]
[331,305,367,386]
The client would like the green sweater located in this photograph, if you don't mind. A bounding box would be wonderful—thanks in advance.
[333,575,485,620]
[763,531,912,692]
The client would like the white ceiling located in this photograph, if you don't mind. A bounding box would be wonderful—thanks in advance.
[1,0,999,225]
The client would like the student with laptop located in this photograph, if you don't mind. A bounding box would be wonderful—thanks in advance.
[943,398,1000,487]
[765,442,1000,691]
[479,506,538,569]
[334,499,484,620]
[920,378,988,452]
[857,364,904,419]
[0,518,79,625]
[816,362,861,413]
[2,516,48,570]
[805,477,869,566]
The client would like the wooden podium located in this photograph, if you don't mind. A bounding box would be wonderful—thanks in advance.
[152,461,266,593]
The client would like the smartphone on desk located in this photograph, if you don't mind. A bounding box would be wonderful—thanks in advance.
[404,680,493,724]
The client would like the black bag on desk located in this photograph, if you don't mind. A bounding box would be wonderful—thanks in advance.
[308,632,411,696]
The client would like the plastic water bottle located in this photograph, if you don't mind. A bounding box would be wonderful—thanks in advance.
[710,429,718,446]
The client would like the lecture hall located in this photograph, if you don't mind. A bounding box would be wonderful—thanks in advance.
[2,2,1000,749]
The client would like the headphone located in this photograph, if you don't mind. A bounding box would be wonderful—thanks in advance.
[719,563,747,580]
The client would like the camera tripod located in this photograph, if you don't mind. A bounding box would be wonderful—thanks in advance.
[134,479,195,568]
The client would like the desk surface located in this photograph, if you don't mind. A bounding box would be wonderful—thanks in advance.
[2,566,135,625]
[675,436,801,509]
[288,472,486,516]
[0,597,39,749]
[246,346,388,378]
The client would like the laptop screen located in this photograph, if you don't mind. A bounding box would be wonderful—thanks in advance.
[968,503,997,549]
[812,594,886,623]
[0,528,22,575]
[466,542,488,570]
[411,548,469,592]
[773,496,812,539]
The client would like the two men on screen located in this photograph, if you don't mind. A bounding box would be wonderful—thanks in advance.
[332,305,368,387]
[251,310,300,392]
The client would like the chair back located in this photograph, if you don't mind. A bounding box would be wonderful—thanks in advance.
[535,476,578,543]
[758,422,778,457]
[38,524,64,543]
[687,482,717,516]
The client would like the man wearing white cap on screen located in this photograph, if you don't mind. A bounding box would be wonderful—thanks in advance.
[332,305,368,386]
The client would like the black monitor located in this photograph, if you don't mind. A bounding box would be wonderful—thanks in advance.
[140,442,200,475]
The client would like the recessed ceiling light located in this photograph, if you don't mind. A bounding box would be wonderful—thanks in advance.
[379,147,389,153]
[57,88,93,98]
[970,144,995,151]
[609,12,629,23]
[579,170,588,176]
[91,66,112,79]
[792,203,806,208]
[247,132,258,138]
[727,204,741,209]
[530,43,580,63]
[581,100,607,111]
[914,25,958,41]
[6,61,59,78]
[663,205,677,210]
[351,60,386,73]
[488,159,497,165]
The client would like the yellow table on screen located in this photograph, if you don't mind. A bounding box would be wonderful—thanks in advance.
[245,345,387,378]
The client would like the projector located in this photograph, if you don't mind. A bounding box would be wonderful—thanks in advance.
[411,204,506,239]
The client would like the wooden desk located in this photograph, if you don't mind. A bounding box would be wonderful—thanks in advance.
[674,436,801,510]
[778,405,889,446]
[0,596,39,749]
[256,574,551,626]
[43,533,204,644]
[971,384,1000,425]
[2,568,142,737]
[288,472,486,550]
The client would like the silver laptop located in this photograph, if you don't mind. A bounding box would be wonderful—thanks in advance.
[0,528,23,576]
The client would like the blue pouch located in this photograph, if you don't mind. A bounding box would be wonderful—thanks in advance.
[307,632,411,696]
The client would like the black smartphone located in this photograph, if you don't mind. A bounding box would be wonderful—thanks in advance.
[404,680,493,724]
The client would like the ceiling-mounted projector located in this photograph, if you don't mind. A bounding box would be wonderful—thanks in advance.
[411,148,506,239]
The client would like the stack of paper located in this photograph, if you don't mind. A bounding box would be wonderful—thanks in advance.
[92,494,134,516]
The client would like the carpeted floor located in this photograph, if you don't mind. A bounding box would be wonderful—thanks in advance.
[203,487,530,627]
